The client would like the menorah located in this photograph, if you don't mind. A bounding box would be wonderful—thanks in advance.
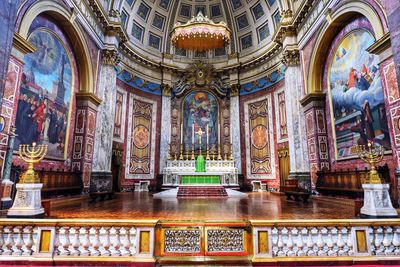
[18,142,48,184]
[354,141,384,184]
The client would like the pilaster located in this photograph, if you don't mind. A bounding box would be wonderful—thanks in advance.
[230,84,242,173]
[282,49,311,191]
[159,84,172,172]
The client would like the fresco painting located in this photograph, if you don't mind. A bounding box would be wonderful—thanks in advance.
[328,29,391,159]
[15,29,73,159]
[183,91,218,152]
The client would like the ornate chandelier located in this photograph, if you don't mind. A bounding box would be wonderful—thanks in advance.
[170,12,231,52]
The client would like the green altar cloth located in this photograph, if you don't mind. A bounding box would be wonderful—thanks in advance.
[195,155,206,172]
[181,175,220,184]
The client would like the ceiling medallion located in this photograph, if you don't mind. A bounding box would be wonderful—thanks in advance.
[170,12,231,52]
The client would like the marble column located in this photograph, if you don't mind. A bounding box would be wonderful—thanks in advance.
[381,0,400,90]
[159,84,171,173]
[0,0,20,107]
[230,84,242,173]
[90,49,118,192]
[283,50,311,191]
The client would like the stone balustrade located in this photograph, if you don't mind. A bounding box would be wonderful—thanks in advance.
[0,219,399,264]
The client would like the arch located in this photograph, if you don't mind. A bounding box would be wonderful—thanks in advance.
[17,0,94,93]
[307,0,388,94]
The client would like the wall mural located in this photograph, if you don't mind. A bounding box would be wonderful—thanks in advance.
[182,91,218,152]
[328,29,391,159]
[15,28,73,159]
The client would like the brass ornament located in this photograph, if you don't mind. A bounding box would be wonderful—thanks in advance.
[18,143,48,184]
[354,141,384,184]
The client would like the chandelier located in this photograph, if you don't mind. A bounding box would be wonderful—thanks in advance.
[170,12,231,52]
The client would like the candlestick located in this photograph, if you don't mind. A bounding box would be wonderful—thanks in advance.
[179,143,184,160]
[206,124,209,146]
[218,123,220,145]
[180,123,183,142]
[192,123,194,146]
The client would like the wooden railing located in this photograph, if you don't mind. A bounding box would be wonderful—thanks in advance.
[315,165,390,197]
[0,219,399,264]
[10,167,83,199]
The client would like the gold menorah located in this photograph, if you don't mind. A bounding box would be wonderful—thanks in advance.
[354,141,384,184]
[18,142,48,184]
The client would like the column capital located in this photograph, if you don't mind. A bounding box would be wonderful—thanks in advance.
[300,92,326,110]
[76,92,102,108]
[102,49,120,66]
[281,49,300,67]
[161,83,172,96]
[230,84,240,97]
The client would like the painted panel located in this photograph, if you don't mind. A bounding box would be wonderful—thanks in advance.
[328,29,391,159]
[15,28,73,160]
[182,91,218,152]
[251,2,264,21]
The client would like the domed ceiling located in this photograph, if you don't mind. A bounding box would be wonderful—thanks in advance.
[119,0,281,61]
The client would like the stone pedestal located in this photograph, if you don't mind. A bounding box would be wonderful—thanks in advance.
[7,183,44,217]
[361,184,398,218]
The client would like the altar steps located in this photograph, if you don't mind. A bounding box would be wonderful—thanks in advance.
[177,186,228,198]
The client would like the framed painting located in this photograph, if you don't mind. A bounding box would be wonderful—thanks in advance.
[15,28,73,160]
[328,29,391,159]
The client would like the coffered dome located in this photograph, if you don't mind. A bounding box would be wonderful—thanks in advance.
[119,0,281,62]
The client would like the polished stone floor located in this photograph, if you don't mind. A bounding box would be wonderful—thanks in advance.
[47,192,357,220]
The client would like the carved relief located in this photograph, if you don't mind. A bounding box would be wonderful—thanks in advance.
[207,229,244,252]
[164,229,201,253]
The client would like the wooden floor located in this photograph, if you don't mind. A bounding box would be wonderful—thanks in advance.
[44,191,358,220]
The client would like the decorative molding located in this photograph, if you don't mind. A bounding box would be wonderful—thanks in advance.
[299,92,326,108]
[12,33,35,54]
[281,49,300,67]
[230,84,240,97]
[102,49,120,66]
[75,92,102,106]
[367,32,391,55]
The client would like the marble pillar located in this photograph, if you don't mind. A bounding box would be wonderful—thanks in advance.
[230,86,242,173]
[382,0,400,90]
[91,49,118,192]
[159,84,171,173]
[0,0,20,107]
[283,52,311,191]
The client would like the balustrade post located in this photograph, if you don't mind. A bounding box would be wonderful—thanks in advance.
[80,227,90,256]
[60,227,71,256]
[102,227,111,256]
[4,226,14,255]
[316,227,326,256]
[71,227,81,256]
[113,227,121,256]
[91,227,101,256]
[306,227,315,256]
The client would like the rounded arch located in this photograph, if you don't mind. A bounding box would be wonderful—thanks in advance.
[17,0,94,93]
[307,0,388,94]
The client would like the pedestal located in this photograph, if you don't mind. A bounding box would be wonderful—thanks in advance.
[360,184,398,218]
[7,183,44,217]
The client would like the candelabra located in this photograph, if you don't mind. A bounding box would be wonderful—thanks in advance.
[18,142,48,184]
[206,143,210,160]
[229,143,234,160]
[217,144,222,160]
[191,145,195,160]
[354,141,384,184]
[179,143,184,160]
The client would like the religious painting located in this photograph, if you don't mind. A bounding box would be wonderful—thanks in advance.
[257,23,270,42]
[15,28,73,159]
[236,13,249,30]
[240,34,252,50]
[182,91,218,152]
[152,13,165,31]
[210,4,222,18]
[251,2,264,21]
[131,21,144,41]
[328,29,391,159]
[148,33,161,50]
[137,3,151,22]
[180,4,191,18]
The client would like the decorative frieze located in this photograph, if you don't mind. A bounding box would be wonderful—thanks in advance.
[164,229,201,253]
[207,229,244,252]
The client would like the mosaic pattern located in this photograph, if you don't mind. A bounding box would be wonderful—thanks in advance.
[131,21,144,41]
[240,34,252,50]
[236,13,249,30]
[258,23,270,42]
[207,229,244,252]
[159,0,170,10]
[116,68,161,95]
[152,13,165,30]
[137,2,151,21]
[148,33,161,50]
[195,5,206,16]
[210,4,222,18]
[180,4,191,18]
[164,229,201,253]
[231,0,242,10]
[251,2,264,21]
[240,67,285,95]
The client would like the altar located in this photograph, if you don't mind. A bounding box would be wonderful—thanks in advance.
[162,159,238,187]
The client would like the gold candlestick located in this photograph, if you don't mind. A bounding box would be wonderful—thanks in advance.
[217,143,222,160]
[229,143,234,160]
[191,145,195,160]
[168,143,172,160]
[354,141,384,184]
[18,142,48,184]
[206,143,210,160]
[179,143,184,160]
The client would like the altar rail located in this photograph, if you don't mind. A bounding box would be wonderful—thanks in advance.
[0,219,400,265]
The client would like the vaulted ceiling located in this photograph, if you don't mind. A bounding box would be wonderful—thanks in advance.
[118,0,281,60]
